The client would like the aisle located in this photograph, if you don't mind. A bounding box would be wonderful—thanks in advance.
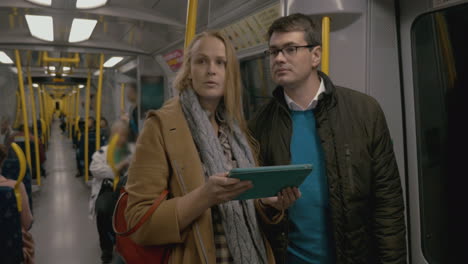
[30,121,101,264]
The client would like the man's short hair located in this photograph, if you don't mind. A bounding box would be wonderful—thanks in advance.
[267,13,321,46]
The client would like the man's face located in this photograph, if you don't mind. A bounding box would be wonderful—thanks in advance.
[268,31,321,88]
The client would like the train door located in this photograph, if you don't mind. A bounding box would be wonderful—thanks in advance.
[399,0,467,263]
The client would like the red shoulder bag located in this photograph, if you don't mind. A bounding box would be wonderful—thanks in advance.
[112,189,171,264]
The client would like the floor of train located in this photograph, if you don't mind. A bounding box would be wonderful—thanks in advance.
[30,121,101,264]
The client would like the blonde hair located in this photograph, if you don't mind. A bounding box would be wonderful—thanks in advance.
[173,31,259,162]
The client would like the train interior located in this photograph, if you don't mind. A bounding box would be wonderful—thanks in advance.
[0,0,466,263]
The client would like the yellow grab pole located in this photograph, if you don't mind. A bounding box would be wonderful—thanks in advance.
[27,68,42,185]
[184,0,198,48]
[96,53,104,151]
[14,91,21,129]
[75,87,80,131]
[37,85,44,129]
[84,72,91,182]
[321,16,330,75]
[106,134,120,190]
[69,92,75,139]
[11,143,26,212]
[38,86,47,146]
[120,83,125,113]
[14,50,32,172]
[40,119,46,144]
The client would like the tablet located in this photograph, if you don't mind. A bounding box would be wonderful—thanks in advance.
[229,164,312,200]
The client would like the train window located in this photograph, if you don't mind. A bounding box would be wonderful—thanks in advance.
[240,55,276,120]
[411,3,467,263]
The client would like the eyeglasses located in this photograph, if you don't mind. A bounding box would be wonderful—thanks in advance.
[264,45,317,58]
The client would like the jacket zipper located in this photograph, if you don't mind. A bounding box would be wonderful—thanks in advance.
[173,160,209,264]
[345,144,355,195]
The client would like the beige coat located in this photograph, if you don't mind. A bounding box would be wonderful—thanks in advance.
[124,98,276,264]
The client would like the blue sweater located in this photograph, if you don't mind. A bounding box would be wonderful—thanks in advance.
[287,110,333,264]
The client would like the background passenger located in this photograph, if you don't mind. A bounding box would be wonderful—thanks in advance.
[89,120,134,264]
[249,13,407,264]
[0,144,35,263]
[124,31,297,264]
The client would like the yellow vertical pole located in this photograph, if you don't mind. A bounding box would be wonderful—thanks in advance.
[184,0,198,48]
[14,91,21,129]
[14,50,32,172]
[27,68,42,185]
[75,87,80,133]
[84,72,91,182]
[37,85,45,142]
[321,16,330,75]
[96,53,104,151]
[69,91,75,139]
[37,85,44,129]
[120,83,125,113]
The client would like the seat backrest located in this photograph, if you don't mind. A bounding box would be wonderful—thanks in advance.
[0,186,24,264]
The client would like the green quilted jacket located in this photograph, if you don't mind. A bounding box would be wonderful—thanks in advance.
[249,71,407,264]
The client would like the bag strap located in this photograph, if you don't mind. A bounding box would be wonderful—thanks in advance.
[113,189,169,237]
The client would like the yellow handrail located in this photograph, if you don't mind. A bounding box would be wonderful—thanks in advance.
[40,119,47,144]
[96,53,104,151]
[75,86,80,133]
[14,50,33,173]
[106,134,120,191]
[84,72,91,182]
[11,143,26,212]
[27,67,41,186]
[120,83,125,113]
[184,0,198,48]
[43,52,80,65]
[321,16,330,75]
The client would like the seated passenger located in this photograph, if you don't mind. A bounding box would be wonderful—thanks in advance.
[0,144,34,263]
[124,31,299,264]
[89,120,134,264]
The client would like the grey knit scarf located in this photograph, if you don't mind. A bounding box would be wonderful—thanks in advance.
[180,88,268,264]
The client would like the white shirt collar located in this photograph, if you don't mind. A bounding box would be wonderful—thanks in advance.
[284,77,326,111]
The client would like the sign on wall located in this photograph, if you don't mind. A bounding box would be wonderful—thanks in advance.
[163,49,184,72]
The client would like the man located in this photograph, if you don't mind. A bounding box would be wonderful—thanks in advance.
[89,120,134,263]
[250,13,406,264]
[120,83,138,142]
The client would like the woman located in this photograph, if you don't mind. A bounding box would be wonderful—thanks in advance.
[89,120,135,263]
[0,144,34,263]
[125,31,299,264]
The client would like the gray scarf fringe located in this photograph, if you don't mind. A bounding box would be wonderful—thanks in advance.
[180,88,268,264]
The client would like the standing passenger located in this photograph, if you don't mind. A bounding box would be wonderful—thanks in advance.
[124,31,298,264]
[249,13,407,264]
[89,120,134,264]
[0,144,35,264]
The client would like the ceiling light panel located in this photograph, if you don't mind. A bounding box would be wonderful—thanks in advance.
[76,0,108,9]
[25,15,54,42]
[69,18,98,43]
[27,0,52,6]
[103,56,123,68]
[0,51,13,64]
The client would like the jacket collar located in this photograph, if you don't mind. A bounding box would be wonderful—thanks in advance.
[272,70,337,111]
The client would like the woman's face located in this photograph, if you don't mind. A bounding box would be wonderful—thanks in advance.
[190,36,227,102]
